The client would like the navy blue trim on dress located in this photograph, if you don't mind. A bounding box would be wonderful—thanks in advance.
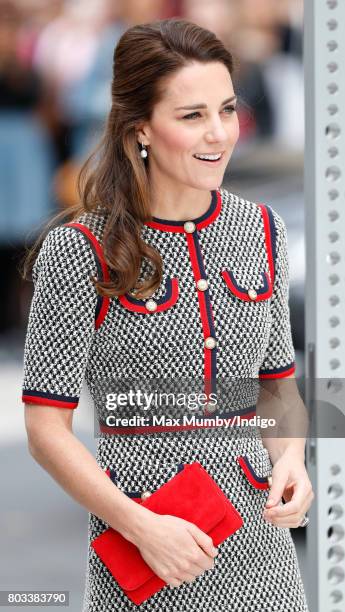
[259,362,295,376]
[108,469,142,498]
[193,233,215,327]
[259,362,295,375]
[109,464,186,499]
[241,456,269,483]
[192,230,217,393]
[151,190,217,227]
[125,277,172,306]
[109,469,118,484]
[228,270,271,296]
[64,224,105,323]
[22,389,79,403]
[265,205,277,283]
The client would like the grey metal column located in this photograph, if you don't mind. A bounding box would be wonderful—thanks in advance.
[304,0,345,611]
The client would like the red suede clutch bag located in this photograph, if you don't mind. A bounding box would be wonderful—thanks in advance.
[91,462,243,605]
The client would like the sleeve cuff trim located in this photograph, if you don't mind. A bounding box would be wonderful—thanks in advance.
[259,363,295,379]
[22,390,78,408]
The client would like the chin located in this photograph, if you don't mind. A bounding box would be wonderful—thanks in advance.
[193,178,224,191]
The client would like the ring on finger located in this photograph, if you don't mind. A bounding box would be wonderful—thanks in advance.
[299,514,310,527]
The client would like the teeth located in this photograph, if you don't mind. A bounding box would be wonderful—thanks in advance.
[195,153,222,161]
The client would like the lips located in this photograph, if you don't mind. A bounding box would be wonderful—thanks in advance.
[194,151,224,157]
[193,151,225,163]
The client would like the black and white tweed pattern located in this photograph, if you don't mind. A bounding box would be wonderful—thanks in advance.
[22,188,295,406]
[82,430,310,612]
[22,226,99,402]
[21,188,308,610]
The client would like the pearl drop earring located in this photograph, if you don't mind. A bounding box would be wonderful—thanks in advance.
[140,142,148,159]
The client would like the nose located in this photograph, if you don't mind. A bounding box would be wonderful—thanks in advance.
[204,115,229,144]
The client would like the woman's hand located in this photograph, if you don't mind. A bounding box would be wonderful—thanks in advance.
[133,513,218,588]
[262,450,315,528]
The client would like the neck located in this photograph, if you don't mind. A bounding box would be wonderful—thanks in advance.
[148,184,215,221]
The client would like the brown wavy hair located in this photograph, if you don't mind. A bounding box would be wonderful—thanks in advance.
[21,18,236,299]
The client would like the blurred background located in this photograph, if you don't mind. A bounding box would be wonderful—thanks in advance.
[0,0,305,610]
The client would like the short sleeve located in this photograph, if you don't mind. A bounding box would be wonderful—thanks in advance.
[21,225,99,408]
[259,210,296,379]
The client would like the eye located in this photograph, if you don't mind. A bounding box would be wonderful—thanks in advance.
[182,105,237,120]
[223,104,237,114]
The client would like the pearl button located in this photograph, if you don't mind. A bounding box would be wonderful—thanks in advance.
[141,490,152,500]
[184,221,196,233]
[205,402,217,413]
[248,288,257,301]
[204,336,217,349]
[197,278,208,291]
[146,299,157,312]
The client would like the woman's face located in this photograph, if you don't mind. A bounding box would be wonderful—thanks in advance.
[137,61,240,192]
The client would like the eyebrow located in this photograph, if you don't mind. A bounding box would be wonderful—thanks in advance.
[174,95,237,111]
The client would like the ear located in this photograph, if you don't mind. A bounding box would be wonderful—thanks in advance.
[136,124,151,146]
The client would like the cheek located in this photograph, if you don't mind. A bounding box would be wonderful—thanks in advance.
[154,123,195,154]
[230,115,240,143]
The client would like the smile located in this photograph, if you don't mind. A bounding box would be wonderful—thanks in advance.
[193,151,225,164]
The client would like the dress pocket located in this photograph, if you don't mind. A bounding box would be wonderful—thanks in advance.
[118,276,179,314]
[221,269,272,302]
[105,462,185,502]
[236,447,273,490]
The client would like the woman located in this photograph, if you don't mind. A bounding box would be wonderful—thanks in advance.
[21,18,313,611]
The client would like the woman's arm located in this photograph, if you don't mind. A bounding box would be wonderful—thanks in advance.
[24,403,152,543]
[25,404,218,587]
[256,374,314,527]
[257,373,309,464]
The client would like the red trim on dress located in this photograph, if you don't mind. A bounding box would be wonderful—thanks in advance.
[65,222,110,330]
[144,190,222,233]
[259,364,296,379]
[197,190,222,230]
[257,204,275,286]
[221,270,272,301]
[186,233,214,402]
[143,221,184,233]
[22,394,78,408]
[236,456,270,490]
[118,278,179,313]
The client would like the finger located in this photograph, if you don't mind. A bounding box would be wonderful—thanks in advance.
[188,524,218,558]
[290,490,314,517]
[186,560,212,575]
[182,572,199,584]
[265,491,314,525]
[168,578,184,588]
[266,513,307,528]
[172,571,197,585]
[265,469,289,509]
[265,486,312,518]
[265,478,311,516]
[264,496,310,523]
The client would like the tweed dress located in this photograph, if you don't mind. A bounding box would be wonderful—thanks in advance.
[21,188,310,611]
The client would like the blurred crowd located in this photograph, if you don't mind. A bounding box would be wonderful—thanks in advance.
[0,0,303,341]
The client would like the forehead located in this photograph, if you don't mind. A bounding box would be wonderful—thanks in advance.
[158,61,234,107]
